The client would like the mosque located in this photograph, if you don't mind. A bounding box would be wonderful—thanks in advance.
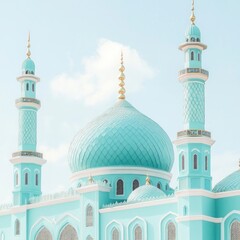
[0,1,240,240]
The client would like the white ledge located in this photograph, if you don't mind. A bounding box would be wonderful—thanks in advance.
[179,42,207,51]
[70,167,172,182]
[173,136,215,146]
[17,74,40,83]
[176,215,222,223]
[10,156,46,165]
[178,72,209,82]
[16,102,41,110]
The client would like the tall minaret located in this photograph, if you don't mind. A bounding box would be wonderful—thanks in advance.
[174,1,214,191]
[10,34,46,205]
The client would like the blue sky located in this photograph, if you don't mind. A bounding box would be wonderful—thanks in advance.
[0,0,239,202]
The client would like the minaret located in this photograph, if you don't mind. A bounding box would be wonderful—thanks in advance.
[174,1,214,191]
[10,34,46,205]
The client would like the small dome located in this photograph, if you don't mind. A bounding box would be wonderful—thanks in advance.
[213,170,240,193]
[22,58,35,75]
[185,24,201,42]
[127,184,166,202]
[68,100,174,173]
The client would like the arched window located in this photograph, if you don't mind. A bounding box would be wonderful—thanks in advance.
[190,51,194,60]
[59,224,78,240]
[134,226,142,240]
[25,172,29,185]
[103,179,108,184]
[36,227,53,240]
[32,84,35,92]
[15,219,20,235]
[193,154,198,169]
[15,172,19,186]
[198,53,201,61]
[112,228,119,240]
[231,221,240,240]
[26,83,29,91]
[196,38,200,42]
[167,222,176,240]
[205,156,208,170]
[132,179,139,190]
[157,182,161,189]
[86,236,93,240]
[86,205,93,227]
[116,179,124,195]
[183,205,188,216]
[35,173,39,186]
[182,155,185,170]
[191,37,195,42]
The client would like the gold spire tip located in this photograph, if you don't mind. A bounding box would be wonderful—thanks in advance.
[118,51,126,100]
[27,32,31,58]
[146,176,151,185]
[190,0,196,24]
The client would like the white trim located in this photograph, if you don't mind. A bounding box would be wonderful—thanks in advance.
[10,156,46,166]
[173,136,215,146]
[70,167,172,182]
[176,215,222,223]
[176,189,240,199]
[16,101,41,110]
[17,75,40,83]
[128,216,147,240]
[76,184,111,194]
[191,148,200,153]
[56,213,80,224]
[99,197,177,213]
[179,42,207,51]
[29,217,53,239]
[178,72,208,82]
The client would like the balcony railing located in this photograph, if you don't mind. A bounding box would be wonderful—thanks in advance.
[177,129,211,138]
[179,68,209,76]
[16,97,40,105]
[12,151,43,158]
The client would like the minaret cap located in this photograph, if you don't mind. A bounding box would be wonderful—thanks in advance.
[27,32,31,58]
[190,0,196,24]
[118,51,126,100]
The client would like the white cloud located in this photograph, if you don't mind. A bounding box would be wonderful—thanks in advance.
[39,144,69,163]
[50,39,154,105]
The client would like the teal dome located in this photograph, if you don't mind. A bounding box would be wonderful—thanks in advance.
[22,58,35,75]
[127,184,166,202]
[68,100,174,173]
[213,170,240,193]
[185,24,201,42]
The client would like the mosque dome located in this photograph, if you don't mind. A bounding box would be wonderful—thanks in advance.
[127,184,166,203]
[68,100,174,173]
[185,24,201,42]
[213,169,240,193]
[22,58,35,75]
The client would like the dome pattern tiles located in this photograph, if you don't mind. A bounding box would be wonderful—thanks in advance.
[68,100,174,173]
[213,170,240,193]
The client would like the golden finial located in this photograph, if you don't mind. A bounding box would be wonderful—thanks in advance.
[26,32,31,58]
[190,0,196,24]
[88,175,94,184]
[118,51,126,100]
[146,176,151,185]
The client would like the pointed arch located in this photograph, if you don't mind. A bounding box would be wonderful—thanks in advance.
[134,225,142,240]
[132,179,139,191]
[86,235,93,240]
[190,51,194,60]
[86,204,93,227]
[106,220,123,240]
[231,221,240,240]
[59,224,78,240]
[128,216,147,240]
[112,228,120,240]
[116,179,124,195]
[36,227,52,240]
[15,219,20,235]
[167,222,176,240]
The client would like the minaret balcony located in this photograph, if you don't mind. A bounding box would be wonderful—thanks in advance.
[10,151,46,165]
[179,42,207,51]
[17,74,40,83]
[178,68,209,82]
[177,129,211,138]
[16,97,41,109]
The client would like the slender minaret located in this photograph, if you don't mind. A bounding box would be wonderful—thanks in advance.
[174,1,214,191]
[10,34,46,205]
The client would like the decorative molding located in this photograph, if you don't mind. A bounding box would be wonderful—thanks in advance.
[16,101,41,110]
[176,189,240,199]
[179,42,207,51]
[176,215,222,223]
[99,197,177,213]
[173,136,215,146]
[70,167,172,182]
[17,74,40,83]
[76,184,111,194]
[178,72,208,82]
[105,220,124,240]
[10,156,46,166]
